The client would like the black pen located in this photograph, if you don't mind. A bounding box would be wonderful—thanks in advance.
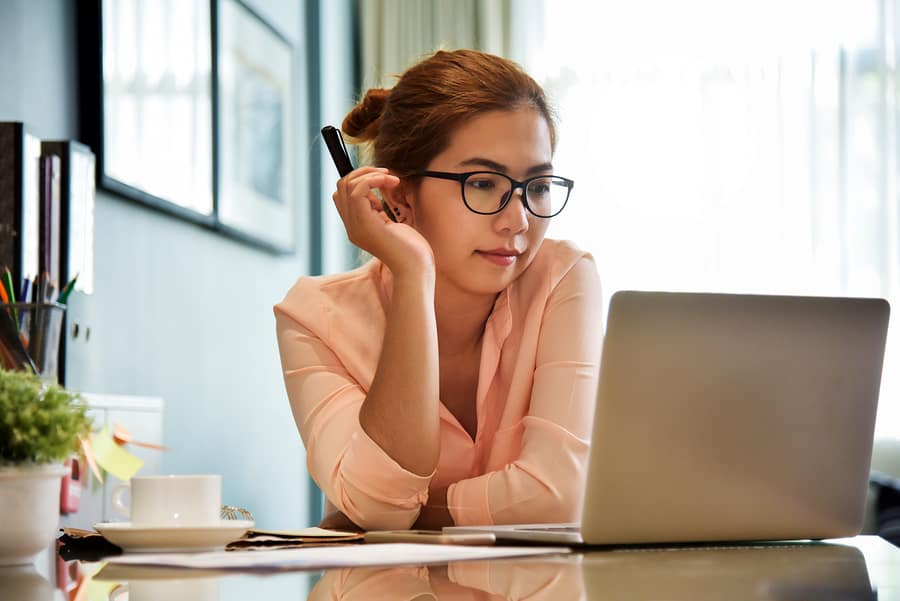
[321,125,354,177]
[321,125,397,222]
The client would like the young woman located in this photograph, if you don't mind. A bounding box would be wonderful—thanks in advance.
[275,49,602,531]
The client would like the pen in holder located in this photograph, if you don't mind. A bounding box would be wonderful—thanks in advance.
[0,302,65,383]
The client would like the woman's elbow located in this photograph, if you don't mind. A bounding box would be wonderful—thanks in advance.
[509,465,585,524]
[335,479,424,530]
[343,503,421,531]
[536,486,582,523]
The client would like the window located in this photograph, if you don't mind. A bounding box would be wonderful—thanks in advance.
[528,0,900,436]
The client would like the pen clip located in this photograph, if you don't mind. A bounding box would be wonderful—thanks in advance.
[336,128,349,159]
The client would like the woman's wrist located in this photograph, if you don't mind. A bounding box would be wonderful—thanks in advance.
[390,260,436,291]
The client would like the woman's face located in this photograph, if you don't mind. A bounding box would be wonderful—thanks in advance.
[405,108,554,299]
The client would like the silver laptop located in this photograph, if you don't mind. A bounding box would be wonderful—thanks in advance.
[446,291,890,545]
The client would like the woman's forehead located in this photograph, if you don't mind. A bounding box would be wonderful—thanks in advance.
[436,109,553,171]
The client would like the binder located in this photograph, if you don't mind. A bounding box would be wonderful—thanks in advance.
[0,122,42,289]
[41,140,95,295]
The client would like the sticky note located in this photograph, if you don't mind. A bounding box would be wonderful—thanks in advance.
[87,579,120,601]
[91,426,143,481]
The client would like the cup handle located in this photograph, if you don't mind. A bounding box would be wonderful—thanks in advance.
[110,482,131,520]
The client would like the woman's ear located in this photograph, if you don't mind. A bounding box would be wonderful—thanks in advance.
[385,181,415,224]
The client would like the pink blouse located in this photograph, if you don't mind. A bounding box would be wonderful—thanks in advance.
[274,239,603,530]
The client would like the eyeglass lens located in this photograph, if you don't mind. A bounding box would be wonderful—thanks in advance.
[463,173,570,216]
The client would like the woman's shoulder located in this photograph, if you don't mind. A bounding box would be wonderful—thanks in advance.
[274,259,385,325]
[528,238,597,285]
[505,239,598,313]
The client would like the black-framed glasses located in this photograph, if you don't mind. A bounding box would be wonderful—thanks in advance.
[413,170,574,218]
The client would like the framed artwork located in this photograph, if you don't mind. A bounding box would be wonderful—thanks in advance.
[216,0,296,252]
[76,0,296,254]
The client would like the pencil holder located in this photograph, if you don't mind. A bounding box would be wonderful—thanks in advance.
[0,303,65,383]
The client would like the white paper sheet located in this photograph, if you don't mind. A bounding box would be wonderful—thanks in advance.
[106,543,570,571]
[247,527,358,537]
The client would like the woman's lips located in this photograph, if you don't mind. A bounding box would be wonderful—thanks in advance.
[476,250,520,266]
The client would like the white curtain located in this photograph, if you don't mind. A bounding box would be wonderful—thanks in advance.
[525,0,900,436]
[358,0,511,88]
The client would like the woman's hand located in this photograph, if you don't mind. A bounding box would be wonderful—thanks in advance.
[333,167,434,277]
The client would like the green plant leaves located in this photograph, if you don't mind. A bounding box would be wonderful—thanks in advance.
[0,368,92,464]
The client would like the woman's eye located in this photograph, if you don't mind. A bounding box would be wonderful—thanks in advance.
[467,179,496,191]
[528,182,551,194]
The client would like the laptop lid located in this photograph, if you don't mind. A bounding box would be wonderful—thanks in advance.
[581,291,890,545]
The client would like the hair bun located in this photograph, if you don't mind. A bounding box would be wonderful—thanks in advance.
[342,88,389,141]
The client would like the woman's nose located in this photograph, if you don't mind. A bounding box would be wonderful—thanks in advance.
[495,188,529,233]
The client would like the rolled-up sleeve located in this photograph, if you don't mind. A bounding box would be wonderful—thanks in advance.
[447,256,603,525]
[275,309,432,530]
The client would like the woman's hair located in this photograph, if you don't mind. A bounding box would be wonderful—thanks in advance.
[342,49,556,174]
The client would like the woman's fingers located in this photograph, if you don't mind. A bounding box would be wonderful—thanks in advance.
[330,167,403,251]
[333,168,399,217]
[337,167,396,196]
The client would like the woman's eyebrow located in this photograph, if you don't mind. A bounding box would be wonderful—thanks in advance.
[526,162,555,175]
[458,158,555,174]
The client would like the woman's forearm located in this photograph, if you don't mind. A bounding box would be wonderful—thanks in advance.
[359,267,441,477]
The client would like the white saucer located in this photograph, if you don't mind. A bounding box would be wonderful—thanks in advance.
[94,520,254,553]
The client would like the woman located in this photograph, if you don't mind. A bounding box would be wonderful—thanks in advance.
[275,49,602,531]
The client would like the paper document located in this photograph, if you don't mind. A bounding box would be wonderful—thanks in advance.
[107,543,570,571]
[248,527,359,538]
[228,527,364,550]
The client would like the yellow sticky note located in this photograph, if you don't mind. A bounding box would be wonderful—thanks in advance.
[87,579,119,601]
[91,426,143,481]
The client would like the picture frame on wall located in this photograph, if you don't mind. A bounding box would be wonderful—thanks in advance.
[77,0,216,224]
[76,0,297,255]
[216,0,296,253]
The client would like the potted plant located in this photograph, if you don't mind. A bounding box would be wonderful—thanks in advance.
[0,368,92,566]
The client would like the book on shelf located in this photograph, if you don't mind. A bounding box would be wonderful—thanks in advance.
[41,140,96,296]
[39,153,62,290]
[0,121,42,291]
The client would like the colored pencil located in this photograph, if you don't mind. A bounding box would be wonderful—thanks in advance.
[58,274,78,305]
[19,278,30,305]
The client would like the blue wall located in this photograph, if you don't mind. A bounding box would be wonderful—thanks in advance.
[0,0,319,529]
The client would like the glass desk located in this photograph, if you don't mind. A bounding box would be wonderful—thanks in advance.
[3,535,898,600]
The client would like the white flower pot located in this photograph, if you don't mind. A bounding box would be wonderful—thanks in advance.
[0,463,68,566]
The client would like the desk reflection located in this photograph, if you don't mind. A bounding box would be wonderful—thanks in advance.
[581,543,874,600]
[0,565,60,601]
[308,558,582,601]
[309,543,874,601]
[79,541,878,601]
[93,565,222,601]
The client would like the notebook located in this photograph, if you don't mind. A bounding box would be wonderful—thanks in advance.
[445,291,890,545]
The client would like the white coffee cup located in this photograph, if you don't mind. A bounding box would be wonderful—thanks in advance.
[111,475,222,526]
